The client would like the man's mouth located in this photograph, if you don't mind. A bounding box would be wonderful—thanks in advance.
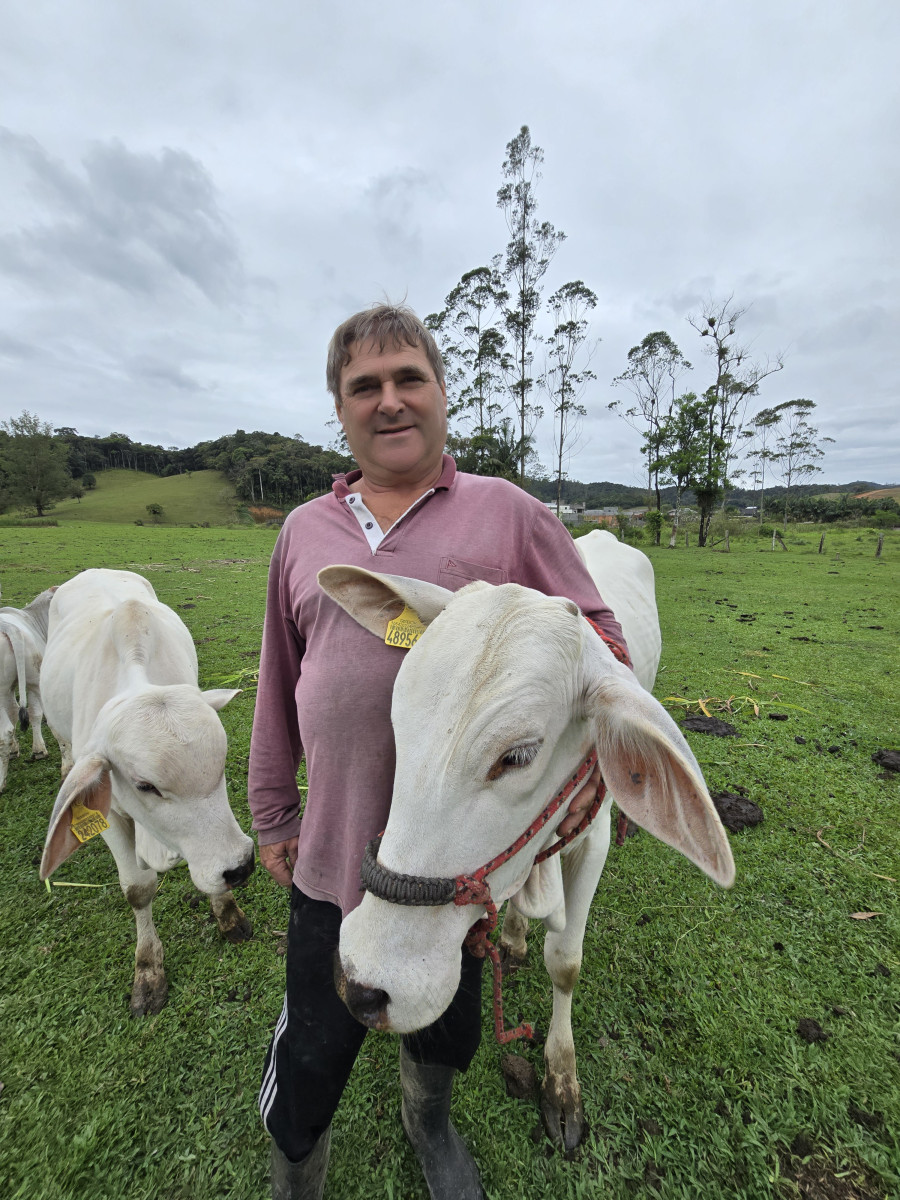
[376,425,414,436]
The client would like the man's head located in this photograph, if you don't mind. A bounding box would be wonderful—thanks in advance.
[326,304,444,404]
[328,304,448,488]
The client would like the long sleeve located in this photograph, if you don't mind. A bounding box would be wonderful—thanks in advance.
[248,532,306,846]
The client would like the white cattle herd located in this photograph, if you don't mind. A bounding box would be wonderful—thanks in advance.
[5,532,734,1151]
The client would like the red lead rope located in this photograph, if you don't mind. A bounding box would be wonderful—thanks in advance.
[457,623,631,1043]
[457,751,600,1042]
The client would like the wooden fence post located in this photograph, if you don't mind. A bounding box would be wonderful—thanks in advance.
[818,532,826,554]
[876,533,884,558]
[685,531,689,549]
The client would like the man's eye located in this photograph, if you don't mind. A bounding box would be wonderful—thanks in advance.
[487,742,541,780]
[135,781,161,796]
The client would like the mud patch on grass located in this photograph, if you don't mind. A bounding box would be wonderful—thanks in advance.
[682,715,739,736]
[779,1152,886,1199]
[711,791,764,831]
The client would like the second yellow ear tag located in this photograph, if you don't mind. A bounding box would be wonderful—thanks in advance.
[70,802,110,843]
[384,604,427,650]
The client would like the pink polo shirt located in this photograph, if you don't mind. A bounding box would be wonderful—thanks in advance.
[248,456,627,914]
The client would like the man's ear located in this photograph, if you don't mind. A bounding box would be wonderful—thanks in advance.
[40,753,113,879]
[317,567,454,640]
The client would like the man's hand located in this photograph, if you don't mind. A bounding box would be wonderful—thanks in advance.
[260,837,299,888]
[557,761,603,838]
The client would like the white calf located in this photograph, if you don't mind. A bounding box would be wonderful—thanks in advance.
[318,532,734,1152]
[0,587,55,791]
[39,569,255,1015]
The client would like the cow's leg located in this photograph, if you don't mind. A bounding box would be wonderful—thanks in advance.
[209,890,253,943]
[102,810,167,1016]
[26,688,49,760]
[0,696,17,791]
[56,736,73,777]
[498,899,529,975]
[540,815,612,1154]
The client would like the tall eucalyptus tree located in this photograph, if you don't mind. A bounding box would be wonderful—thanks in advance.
[497,126,565,485]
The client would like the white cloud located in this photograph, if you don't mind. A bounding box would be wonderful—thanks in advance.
[0,1,897,483]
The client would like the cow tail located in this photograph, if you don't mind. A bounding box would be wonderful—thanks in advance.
[0,621,30,731]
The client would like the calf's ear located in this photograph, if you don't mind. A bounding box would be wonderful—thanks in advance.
[317,566,453,639]
[202,688,241,711]
[586,666,735,887]
[40,754,113,880]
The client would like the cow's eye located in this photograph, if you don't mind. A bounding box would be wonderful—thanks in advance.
[488,741,541,780]
[135,781,161,796]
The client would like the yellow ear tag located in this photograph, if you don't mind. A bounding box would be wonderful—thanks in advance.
[70,803,110,844]
[384,604,427,650]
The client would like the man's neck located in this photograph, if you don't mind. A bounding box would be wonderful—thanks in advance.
[348,462,444,530]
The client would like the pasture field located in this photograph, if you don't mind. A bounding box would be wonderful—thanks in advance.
[2,468,243,527]
[0,523,897,1200]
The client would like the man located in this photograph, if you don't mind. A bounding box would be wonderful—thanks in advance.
[248,304,627,1199]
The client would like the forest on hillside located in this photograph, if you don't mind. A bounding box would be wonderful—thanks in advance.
[0,423,353,513]
[1,413,893,525]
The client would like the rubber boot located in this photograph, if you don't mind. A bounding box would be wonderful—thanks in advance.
[399,1047,485,1200]
[270,1126,331,1200]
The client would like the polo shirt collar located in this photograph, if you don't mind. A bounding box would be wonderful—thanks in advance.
[331,454,457,497]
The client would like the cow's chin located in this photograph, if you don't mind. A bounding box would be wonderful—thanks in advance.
[338,899,468,1034]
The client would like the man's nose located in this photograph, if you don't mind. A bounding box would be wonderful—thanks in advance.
[377,381,405,415]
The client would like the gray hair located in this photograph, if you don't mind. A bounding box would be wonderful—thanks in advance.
[326,303,445,403]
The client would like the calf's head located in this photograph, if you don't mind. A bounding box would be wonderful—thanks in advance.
[40,684,254,893]
[319,566,734,1034]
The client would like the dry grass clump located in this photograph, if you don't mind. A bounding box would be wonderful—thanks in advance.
[247,504,285,523]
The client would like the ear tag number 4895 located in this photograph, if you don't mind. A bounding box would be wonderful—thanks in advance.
[384,605,426,650]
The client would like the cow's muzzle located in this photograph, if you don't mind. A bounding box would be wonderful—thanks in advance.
[223,848,255,890]
[337,960,390,1030]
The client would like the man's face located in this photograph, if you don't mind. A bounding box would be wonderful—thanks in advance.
[336,338,448,486]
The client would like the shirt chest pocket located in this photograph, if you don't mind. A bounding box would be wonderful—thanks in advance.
[438,556,507,591]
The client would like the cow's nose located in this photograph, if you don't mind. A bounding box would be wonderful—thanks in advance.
[223,849,255,890]
[343,978,390,1029]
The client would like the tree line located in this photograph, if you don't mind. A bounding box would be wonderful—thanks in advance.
[0,415,352,516]
[606,302,845,545]
[426,128,844,546]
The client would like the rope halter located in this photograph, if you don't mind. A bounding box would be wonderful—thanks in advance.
[359,626,631,1044]
[361,750,603,1044]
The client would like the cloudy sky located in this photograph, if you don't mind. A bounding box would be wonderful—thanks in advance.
[2,1,897,486]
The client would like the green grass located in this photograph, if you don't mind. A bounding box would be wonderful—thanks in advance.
[26,468,244,526]
[0,525,897,1199]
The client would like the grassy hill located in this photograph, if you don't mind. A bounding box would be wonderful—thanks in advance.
[857,486,900,502]
[48,469,242,526]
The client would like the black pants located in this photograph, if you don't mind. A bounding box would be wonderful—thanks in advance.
[259,886,484,1163]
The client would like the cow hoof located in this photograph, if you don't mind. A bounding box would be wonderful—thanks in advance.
[130,974,168,1017]
[498,944,527,977]
[540,1087,587,1157]
[30,750,49,761]
[221,914,253,943]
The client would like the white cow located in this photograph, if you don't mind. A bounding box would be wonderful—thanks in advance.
[0,586,55,791]
[39,569,256,1015]
[318,530,734,1152]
